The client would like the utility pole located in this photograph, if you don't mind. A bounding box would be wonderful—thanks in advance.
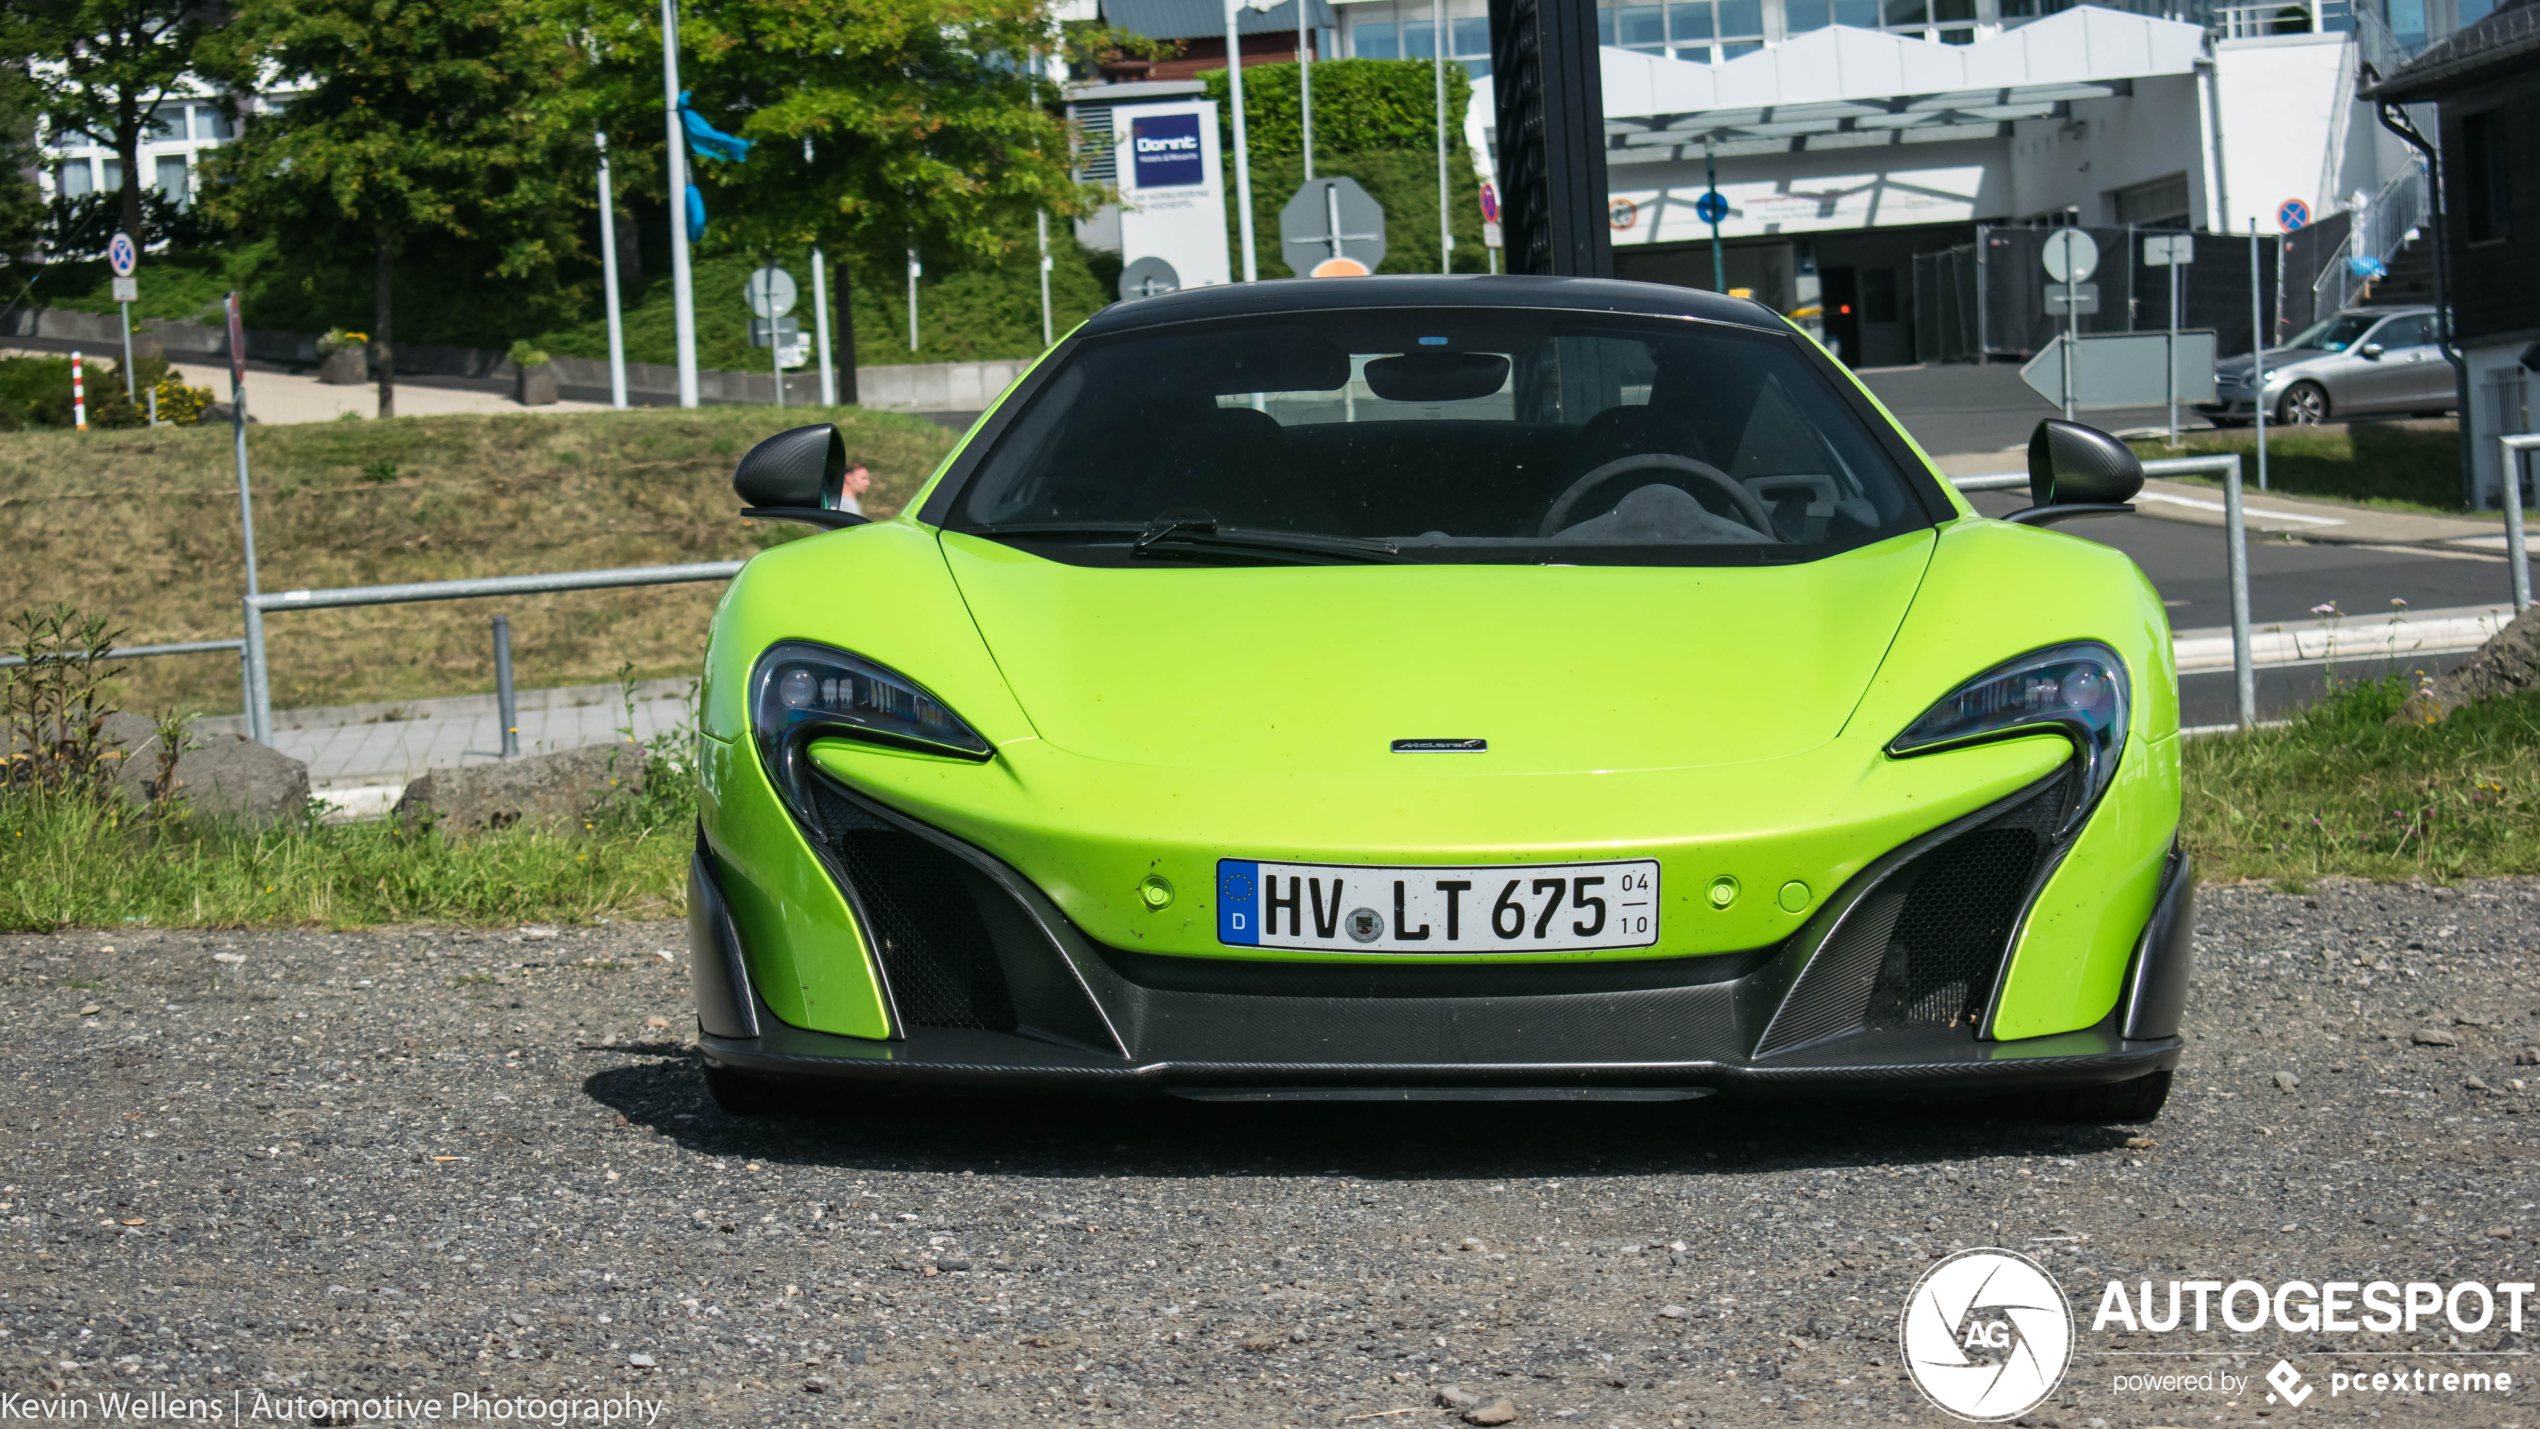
[596,132,628,409]
[1705,139,1724,292]
[662,0,699,407]
[805,138,835,406]
[1226,0,1259,281]
[1037,210,1054,347]
[1300,0,1314,181]
[1434,0,1451,274]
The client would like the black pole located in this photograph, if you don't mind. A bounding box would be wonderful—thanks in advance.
[1486,0,1611,277]
[2376,99,2472,506]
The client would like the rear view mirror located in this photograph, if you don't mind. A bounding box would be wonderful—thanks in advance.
[2003,419,2143,528]
[734,423,867,530]
[1362,352,1511,403]
[2359,342,2386,360]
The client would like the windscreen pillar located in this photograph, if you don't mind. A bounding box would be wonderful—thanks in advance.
[1488,0,1613,278]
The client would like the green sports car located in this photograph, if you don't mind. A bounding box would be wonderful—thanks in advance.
[686,275,2192,1118]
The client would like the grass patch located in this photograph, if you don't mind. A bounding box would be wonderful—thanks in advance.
[2131,421,2469,514]
[0,736,697,931]
[0,404,954,715]
[2182,672,2540,882]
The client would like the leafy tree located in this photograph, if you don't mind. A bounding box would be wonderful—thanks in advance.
[11,0,205,248]
[578,0,1105,394]
[0,62,49,258]
[202,0,589,416]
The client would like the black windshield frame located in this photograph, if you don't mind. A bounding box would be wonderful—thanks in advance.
[916,303,1957,560]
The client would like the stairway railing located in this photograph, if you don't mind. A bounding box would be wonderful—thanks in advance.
[2311,160,2427,322]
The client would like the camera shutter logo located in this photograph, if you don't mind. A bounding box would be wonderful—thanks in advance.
[1900,1248,2073,1421]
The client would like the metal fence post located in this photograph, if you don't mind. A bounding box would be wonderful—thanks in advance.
[2222,452,2255,727]
[2504,433,2538,613]
[242,596,272,746]
[493,614,520,758]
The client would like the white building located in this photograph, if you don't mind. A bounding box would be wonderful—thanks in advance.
[38,88,246,213]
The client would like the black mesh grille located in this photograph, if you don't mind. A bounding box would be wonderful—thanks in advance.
[806,778,1017,1032]
[1864,781,2066,1030]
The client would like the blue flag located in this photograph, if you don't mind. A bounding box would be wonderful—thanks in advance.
[677,92,751,239]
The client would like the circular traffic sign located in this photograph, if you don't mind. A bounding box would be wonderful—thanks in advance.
[2277,197,2312,232]
[106,231,137,278]
[1118,256,1181,300]
[743,265,797,319]
[1608,198,1638,232]
[2041,228,2099,283]
[1694,190,1729,225]
[1478,180,1500,226]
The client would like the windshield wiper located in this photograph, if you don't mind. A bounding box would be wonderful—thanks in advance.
[1131,508,1404,565]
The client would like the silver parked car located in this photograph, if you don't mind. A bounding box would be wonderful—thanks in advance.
[2197,306,2456,426]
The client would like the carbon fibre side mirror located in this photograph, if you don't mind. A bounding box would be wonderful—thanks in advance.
[734,423,865,529]
[2005,420,2143,528]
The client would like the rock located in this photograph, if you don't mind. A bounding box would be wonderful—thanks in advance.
[1465,1398,1519,1426]
[2273,1071,2300,1092]
[2489,1228,2516,1240]
[626,1352,655,1368]
[644,1016,669,1029]
[1238,1334,1279,1353]
[2466,1076,2498,1093]
[1657,1305,1688,1319]
[2123,1135,2158,1150]
[317,347,368,385]
[1438,1385,1484,1410]
[2413,1027,2460,1047]
[802,1376,828,1393]
[2516,1047,2539,1066]
[396,742,645,835]
[103,712,309,827]
[2388,606,2540,725]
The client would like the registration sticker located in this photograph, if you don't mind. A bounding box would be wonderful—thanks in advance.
[1216,859,1660,954]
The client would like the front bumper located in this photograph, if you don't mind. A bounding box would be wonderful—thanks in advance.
[690,770,2192,1099]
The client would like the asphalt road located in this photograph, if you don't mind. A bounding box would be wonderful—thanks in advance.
[1856,363,2187,457]
[5,888,2535,1426]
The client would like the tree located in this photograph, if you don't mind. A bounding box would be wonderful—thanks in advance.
[16,0,205,248]
[202,0,588,416]
[579,0,1103,401]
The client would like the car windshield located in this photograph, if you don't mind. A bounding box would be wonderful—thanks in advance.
[2283,313,2381,352]
[948,308,1936,567]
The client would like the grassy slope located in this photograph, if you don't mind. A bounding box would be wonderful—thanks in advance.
[2183,674,2540,883]
[2130,421,2469,514]
[0,405,953,717]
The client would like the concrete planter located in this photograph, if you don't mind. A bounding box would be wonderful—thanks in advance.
[317,347,368,385]
[515,363,559,406]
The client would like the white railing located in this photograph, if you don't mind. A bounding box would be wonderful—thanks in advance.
[2311,161,2427,321]
[2214,0,2349,37]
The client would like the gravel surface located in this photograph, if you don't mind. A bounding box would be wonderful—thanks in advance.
[3,883,2536,1427]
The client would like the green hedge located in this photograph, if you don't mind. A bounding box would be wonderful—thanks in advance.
[1199,59,1472,157]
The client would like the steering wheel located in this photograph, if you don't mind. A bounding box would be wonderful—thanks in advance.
[1538,453,1775,538]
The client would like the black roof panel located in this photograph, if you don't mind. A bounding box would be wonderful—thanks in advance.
[1078,274,1787,337]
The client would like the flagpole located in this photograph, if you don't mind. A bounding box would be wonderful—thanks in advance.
[662,0,699,408]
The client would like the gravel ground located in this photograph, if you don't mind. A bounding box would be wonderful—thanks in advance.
[3,882,2536,1428]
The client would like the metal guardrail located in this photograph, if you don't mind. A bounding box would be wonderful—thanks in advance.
[240,561,745,746]
[2503,434,2539,614]
[1953,456,2259,727]
[0,637,245,669]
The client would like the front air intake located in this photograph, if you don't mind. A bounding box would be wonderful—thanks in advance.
[1755,774,2070,1056]
[806,778,1018,1033]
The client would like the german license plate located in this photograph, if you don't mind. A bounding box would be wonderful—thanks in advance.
[1215,859,1660,953]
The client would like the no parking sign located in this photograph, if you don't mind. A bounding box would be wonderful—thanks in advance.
[2276,198,2311,232]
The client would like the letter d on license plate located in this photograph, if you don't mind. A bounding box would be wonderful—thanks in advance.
[1216,859,1660,953]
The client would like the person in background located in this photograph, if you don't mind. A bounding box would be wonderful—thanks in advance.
[838,459,872,515]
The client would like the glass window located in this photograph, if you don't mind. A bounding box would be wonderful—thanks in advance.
[1673,43,1713,58]
[1722,39,1763,55]
[1835,0,1878,22]
[1615,4,1666,47]
[1786,0,1831,30]
[1355,19,1399,56]
[155,154,188,207]
[1668,0,1714,37]
[147,104,184,141]
[1452,14,1491,53]
[1718,0,1761,34]
[101,157,123,191]
[56,160,92,199]
[193,104,234,140]
[1884,0,1927,24]
[952,309,1932,567]
[2284,313,2378,352]
[1404,16,1437,57]
[2368,315,2431,348]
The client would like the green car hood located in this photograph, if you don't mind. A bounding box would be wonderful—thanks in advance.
[940,529,1937,775]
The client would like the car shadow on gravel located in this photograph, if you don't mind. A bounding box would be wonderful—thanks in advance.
[583,1053,2147,1182]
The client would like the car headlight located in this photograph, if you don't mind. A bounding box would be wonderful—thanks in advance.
[1888,642,2129,832]
[750,640,994,764]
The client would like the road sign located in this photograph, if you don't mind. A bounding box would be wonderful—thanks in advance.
[2144,234,2195,266]
[2021,330,2219,410]
[744,265,797,319]
[1478,180,1500,226]
[1608,198,1638,231]
[748,316,801,348]
[2042,229,2099,283]
[2277,198,2311,232]
[2043,283,2101,317]
[1694,191,1729,225]
[1279,177,1386,277]
[111,277,137,303]
[1119,256,1181,300]
[107,231,136,278]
